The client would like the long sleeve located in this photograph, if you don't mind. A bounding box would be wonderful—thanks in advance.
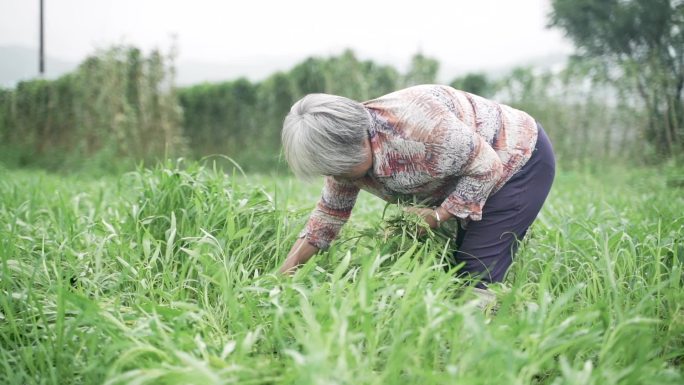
[298,176,360,250]
[439,128,503,221]
[424,96,504,221]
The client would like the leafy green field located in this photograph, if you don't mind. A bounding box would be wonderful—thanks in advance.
[1,161,682,384]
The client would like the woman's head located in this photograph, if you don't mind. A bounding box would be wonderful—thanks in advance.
[282,93,371,180]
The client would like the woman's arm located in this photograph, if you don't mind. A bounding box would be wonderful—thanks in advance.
[279,238,320,274]
[280,176,360,274]
[439,133,503,221]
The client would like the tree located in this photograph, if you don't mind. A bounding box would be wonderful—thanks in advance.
[404,53,440,87]
[549,0,684,158]
[256,72,296,151]
[324,49,369,100]
[449,73,495,97]
[291,57,328,95]
[363,61,400,98]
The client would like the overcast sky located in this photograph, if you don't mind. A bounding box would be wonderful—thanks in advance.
[1,0,574,80]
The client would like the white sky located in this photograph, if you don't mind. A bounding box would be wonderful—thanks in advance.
[0,0,574,79]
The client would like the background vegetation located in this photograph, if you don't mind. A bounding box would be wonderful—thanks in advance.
[550,0,683,158]
[0,46,184,173]
[1,0,682,173]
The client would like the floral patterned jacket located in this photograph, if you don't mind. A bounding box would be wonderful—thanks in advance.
[299,85,538,250]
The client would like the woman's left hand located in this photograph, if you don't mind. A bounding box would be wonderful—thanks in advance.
[404,207,452,233]
[405,207,440,229]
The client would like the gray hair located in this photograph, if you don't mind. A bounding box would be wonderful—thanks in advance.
[282,93,370,180]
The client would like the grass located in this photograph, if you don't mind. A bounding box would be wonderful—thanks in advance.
[0,160,682,384]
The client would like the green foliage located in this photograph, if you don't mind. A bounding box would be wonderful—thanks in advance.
[404,52,440,87]
[179,78,259,159]
[0,164,682,384]
[494,60,652,168]
[0,47,407,173]
[0,46,185,172]
[177,50,403,171]
[1,41,680,173]
[549,0,684,158]
[449,73,495,98]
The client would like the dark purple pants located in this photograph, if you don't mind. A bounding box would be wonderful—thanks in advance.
[452,123,556,287]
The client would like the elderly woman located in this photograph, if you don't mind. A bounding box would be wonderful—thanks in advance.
[279,84,555,288]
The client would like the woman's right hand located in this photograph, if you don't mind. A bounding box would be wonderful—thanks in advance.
[278,238,320,275]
